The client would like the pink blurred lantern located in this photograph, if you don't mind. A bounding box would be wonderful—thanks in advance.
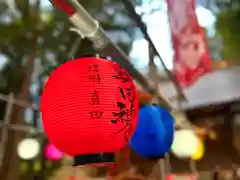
[45,143,63,161]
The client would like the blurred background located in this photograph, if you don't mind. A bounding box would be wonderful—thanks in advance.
[0,0,240,179]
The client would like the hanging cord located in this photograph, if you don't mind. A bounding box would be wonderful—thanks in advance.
[175,100,199,174]
[67,37,82,59]
[120,0,186,101]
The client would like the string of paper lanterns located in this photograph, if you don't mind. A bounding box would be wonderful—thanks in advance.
[4,82,204,166]
[0,58,206,179]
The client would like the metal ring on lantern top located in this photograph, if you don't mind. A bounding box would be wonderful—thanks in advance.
[129,105,174,159]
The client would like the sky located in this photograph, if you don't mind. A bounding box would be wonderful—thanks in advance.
[130,0,216,71]
[39,0,216,71]
[0,0,216,72]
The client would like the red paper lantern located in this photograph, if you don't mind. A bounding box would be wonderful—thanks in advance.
[41,57,138,156]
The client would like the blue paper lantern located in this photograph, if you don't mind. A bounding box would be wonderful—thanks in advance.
[129,105,174,158]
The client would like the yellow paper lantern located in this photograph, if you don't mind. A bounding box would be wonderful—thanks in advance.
[171,130,198,158]
[191,139,204,160]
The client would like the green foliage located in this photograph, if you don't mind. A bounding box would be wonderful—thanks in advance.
[216,6,240,61]
[0,0,133,94]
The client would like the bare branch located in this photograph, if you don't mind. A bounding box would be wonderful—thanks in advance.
[0,93,38,110]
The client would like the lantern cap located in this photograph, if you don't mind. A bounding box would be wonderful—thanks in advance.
[73,153,115,166]
[129,105,174,158]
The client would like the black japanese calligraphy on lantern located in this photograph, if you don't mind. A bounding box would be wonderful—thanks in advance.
[90,90,100,105]
[123,85,135,103]
[88,64,104,119]
[88,64,100,72]
[109,87,136,141]
[88,64,101,84]
[89,111,103,119]
[89,74,100,84]
[112,67,130,83]
[110,66,137,141]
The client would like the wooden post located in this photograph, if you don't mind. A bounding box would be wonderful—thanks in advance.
[0,93,14,167]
